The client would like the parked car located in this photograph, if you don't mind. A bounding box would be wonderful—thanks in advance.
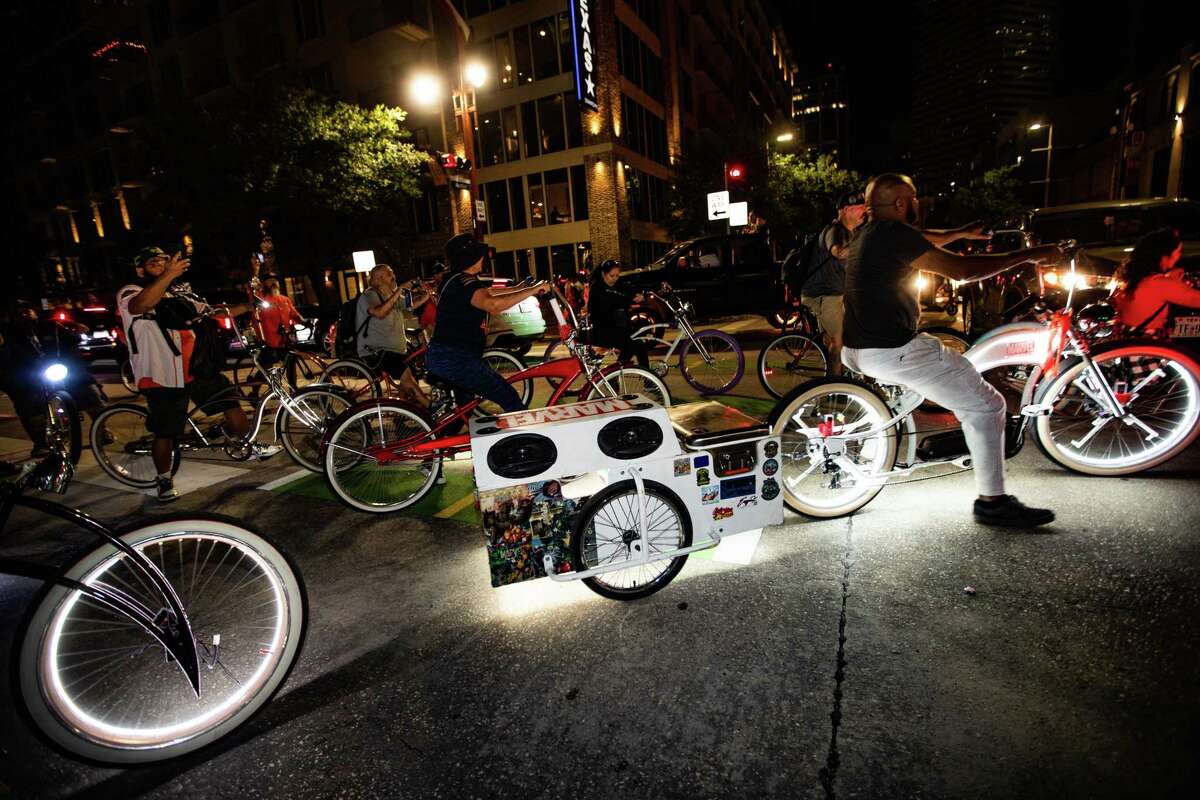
[617,233,781,322]
[46,302,125,363]
[482,276,547,355]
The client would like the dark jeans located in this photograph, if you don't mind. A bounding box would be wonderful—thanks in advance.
[425,342,525,413]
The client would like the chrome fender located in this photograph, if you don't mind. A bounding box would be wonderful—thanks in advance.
[963,321,1049,410]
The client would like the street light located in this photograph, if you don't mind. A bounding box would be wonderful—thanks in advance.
[775,132,795,143]
[1028,120,1054,207]
[409,73,442,108]
[464,61,488,89]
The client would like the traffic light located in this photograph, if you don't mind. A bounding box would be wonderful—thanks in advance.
[727,164,744,181]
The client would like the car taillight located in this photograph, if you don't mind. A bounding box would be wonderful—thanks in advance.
[56,312,68,321]
[111,328,121,339]
[220,316,233,329]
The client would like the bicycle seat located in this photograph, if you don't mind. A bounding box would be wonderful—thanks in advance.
[666,401,770,449]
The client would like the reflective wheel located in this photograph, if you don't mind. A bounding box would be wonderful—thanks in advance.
[19,515,306,764]
[571,479,692,600]
[276,387,353,472]
[319,359,380,402]
[678,330,745,394]
[89,404,180,488]
[768,378,899,518]
[323,402,440,513]
[1033,343,1200,475]
[582,367,672,407]
[758,333,829,399]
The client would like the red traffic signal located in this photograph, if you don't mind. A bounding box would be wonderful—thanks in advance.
[727,165,744,180]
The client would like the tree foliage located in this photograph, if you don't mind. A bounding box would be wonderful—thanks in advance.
[763,152,863,248]
[938,165,1023,227]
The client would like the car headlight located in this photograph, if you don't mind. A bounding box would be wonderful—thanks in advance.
[1043,271,1109,290]
[43,363,69,383]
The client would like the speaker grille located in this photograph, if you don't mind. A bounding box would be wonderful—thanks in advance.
[486,433,558,479]
[597,417,664,460]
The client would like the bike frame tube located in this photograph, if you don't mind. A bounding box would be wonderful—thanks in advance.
[0,490,202,695]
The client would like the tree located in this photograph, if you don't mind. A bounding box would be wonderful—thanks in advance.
[762,152,863,249]
[665,130,768,241]
[938,165,1023,227]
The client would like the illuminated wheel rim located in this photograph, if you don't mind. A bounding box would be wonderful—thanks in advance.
[324,404,438,512]
[759,334,828,399]
[773,385,896,517]
[23,524,300,760]
[1038,351,1200,473]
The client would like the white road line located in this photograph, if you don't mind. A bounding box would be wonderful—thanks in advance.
[258,469,313,491]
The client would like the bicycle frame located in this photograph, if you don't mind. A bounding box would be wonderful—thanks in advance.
[634,292,712,363]
[0,487,202,695]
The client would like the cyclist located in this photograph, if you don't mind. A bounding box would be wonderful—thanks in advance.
[1111,228,1200,335]
[118,247,276,502]
[426,233,549,412]
[357,263,430,407]
[841,173,1064,527]
[799,192,867,376]
[586,259,650,370]
[257,277,307,366]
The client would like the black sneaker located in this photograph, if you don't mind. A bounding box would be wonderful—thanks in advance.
[156,477,180,503]
[973,495,1054,527]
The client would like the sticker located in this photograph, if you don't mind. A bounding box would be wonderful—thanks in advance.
[712,506,734,521]
[693,454,710,468]
[720,476,756,500]
[701,486,720,504]
[696,468,711,486]
[673,458,691,477]
[762,458,779,477]
[764,441,779,459]
[737,496,758,508]
[761,478,780,501]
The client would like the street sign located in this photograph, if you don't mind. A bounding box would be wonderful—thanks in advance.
[569,0,598,111]
[728,202,749,227]
[352,250,375,273]
[475,200,487,222]
[707,191,729,221]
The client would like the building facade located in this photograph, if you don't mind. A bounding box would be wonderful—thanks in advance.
[1117,44,1199,201]
[792,68,849,161]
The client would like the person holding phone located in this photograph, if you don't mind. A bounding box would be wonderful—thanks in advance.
[357,264,429,407]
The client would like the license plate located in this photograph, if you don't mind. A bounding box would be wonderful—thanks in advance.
[1173,316,1200,338]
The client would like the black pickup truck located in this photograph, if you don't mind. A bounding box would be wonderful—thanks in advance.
[617,233,781,322]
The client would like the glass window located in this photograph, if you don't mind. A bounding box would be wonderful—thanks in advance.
[530,17,559,80]
[551,244,574,278]
[492,250,516,278]
[534,246,551,278]
[464,0,489,17]
[537,94,566,153]
[680,71,693,114]
[564,92,583,148]
[570,165,588,221]
[694,241,724,268]
[512,25,534,85]
[494,33,516,89]
[485,180,511,233]
[521,101,540,158]
[557,13,573,76]
[502,106,521,162]
[515,249,531,277]
[508,177,526,228]
[478,109,504,166]
[545,168,570,224]
[294,0,325,42]
[528,173,546,227]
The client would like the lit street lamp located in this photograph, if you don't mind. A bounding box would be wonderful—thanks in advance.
[775,132,795,143]
[464,60,488,90]
[409,73,442,108]
[1029,121,1054,207]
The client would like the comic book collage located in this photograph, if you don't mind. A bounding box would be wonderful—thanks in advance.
[479,480,581,587]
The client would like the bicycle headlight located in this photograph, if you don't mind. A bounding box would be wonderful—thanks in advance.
[43,363,69,383]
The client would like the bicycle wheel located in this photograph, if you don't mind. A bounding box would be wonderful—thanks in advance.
[319,359,380,402]
[46,390,82,466]
[232,355,266,400]
[90,404,181,488]
[275,387,353,472]
[18,514,306,764]
[570,479,692,600]
[477,349,531,418]
[768,378,899,518]
[323,402,441,513]
[582,367,672,407]
[678,330,745,394]
[757,333,829,399]
[119,360,138,394]
[1032,342,1200,476]
[283,351,324,392]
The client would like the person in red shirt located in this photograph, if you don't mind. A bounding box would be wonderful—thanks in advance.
[258,278,307,356]
[1111,228,1200,335]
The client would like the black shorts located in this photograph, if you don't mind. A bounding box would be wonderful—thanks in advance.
[365,350,413,379]
[143,376,238,438]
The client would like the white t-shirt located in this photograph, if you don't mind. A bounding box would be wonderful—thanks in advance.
[117,284,204,389]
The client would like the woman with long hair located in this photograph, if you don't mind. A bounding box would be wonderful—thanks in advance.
[1111,228,1200,334]
[586,260,650,370]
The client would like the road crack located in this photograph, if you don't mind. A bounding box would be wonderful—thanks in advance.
[818,518,853,800]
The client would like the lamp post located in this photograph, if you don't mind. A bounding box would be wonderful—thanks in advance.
[1029,121,1054,207]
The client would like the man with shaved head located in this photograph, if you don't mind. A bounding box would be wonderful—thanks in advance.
[842,173,1064,527]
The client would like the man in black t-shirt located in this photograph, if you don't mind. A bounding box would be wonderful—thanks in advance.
[841,173,1063,527]
[426,234,549,412]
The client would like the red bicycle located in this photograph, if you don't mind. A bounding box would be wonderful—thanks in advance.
[319,294,671,513]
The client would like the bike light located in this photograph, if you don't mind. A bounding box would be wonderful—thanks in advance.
[1043,270,1059,287]
[44,363,69,382]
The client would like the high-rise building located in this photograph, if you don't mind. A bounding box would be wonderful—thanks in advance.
[792,67,849,161]
[911,0,1057,194]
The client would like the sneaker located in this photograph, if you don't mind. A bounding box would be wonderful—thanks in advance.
[156,477,181,503]
[973,495,1055,528]
[250,444,282,461]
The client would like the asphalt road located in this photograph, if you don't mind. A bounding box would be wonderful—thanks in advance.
[1,321,1198,799]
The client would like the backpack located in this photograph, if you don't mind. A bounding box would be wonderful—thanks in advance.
[187,317,227,380]
[334,298,371,358]
[785,229,837,298]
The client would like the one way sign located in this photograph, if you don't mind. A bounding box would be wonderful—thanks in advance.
[707,191,730,221]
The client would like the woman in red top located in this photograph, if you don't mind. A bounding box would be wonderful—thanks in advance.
[1111,228,1200,335]
[258,278,307,354]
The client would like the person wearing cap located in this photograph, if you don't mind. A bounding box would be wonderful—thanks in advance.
[117,246,273,503]
[799,192,867,376]
[586,259,649,370]
[427,234,550,412]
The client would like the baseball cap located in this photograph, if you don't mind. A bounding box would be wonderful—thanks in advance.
[836,192,865,209]
[445,233,489,273]
[132,246,168,268]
